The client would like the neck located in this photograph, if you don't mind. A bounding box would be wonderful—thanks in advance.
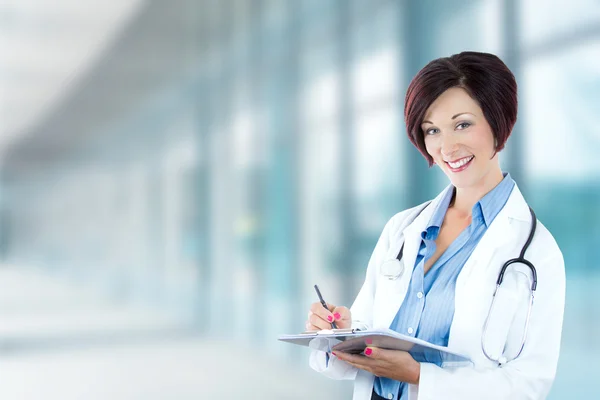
[450,167,504,217]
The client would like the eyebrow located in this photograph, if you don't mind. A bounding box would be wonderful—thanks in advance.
[422,112,475,125]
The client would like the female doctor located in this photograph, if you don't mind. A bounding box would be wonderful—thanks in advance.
[305,51,565,400]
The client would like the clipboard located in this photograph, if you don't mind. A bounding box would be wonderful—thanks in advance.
[278,328,471,366]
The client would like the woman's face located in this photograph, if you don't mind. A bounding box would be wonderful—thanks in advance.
[421,87,500,190]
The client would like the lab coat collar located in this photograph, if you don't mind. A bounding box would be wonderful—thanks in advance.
[425,184,454,235]
[498,183,531,222]
[406,188,449,238]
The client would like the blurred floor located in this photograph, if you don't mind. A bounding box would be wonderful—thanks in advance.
[0,266,351,400]
[3,264,593,399]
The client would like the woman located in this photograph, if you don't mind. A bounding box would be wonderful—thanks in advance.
[306,51,565,400]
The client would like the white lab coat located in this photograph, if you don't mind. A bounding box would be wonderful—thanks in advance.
[309,184,565,400]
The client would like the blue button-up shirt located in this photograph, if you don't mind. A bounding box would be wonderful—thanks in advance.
[374,173,515,399]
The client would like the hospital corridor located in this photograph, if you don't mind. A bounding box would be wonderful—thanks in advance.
[0,0,599,399]
[0,266,349,399]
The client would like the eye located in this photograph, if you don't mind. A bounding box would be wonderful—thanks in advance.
[456,122,471,130]
[425,128,439,135]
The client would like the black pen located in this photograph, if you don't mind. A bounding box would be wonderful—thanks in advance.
[314,284,337,329]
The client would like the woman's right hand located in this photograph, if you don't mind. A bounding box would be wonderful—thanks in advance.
[306,302,352,331]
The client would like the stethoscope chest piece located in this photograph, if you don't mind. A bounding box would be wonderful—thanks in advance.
[380,258,405,280]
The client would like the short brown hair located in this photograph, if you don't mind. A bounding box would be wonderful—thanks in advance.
[404,51,518,166]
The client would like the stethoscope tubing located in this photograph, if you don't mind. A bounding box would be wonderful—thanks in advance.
[386,204,539,365]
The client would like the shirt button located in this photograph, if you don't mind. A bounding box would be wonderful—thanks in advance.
[417,291,423,299]
[407,327,414,334]
[387,394,393,399]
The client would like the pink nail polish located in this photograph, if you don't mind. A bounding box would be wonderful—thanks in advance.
[365,348,373,356]
[327,315,333,322]
[333,312,341,320]
[365,338,372,345]
[332,352,337,357]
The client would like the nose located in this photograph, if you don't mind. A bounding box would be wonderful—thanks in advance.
[440,133,459,159]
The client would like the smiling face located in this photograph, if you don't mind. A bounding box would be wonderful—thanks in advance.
[421,87,502,190]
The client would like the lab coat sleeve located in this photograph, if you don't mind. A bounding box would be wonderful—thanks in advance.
[414,250,566,400]
[309,213,402,380]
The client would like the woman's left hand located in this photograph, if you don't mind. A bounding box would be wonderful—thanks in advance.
[332,347,421,385]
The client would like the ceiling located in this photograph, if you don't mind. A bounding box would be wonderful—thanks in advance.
[0,0,144,156]
[0,0,206,180]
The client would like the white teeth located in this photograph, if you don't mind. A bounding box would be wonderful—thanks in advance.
[448,156,473,169]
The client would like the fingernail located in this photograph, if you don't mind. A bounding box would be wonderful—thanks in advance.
[364,347,373,356]
[332,352,337,357]
[365,338,372,345]
[327,315,333,322]
[333,312,341,320]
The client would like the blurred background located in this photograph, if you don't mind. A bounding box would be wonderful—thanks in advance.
[0,0,598,398]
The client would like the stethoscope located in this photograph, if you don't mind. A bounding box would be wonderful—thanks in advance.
[379,204,538,365]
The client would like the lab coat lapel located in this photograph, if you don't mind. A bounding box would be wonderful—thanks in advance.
[450,184,532,361]
[401,185,454,278]
[455,184,531,296]
[456,215,511,288]
[377,189,448,329]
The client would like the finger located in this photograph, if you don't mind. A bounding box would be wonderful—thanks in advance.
[309,313,333,330]
[346,360,374,375]
[331,306,351,321]
[333,351,369,366]
[339,358,361,370]
[309,302,335,323]
[364,347,400,361]
[363,346,379,358]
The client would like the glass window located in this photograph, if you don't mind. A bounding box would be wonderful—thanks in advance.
[353,104,403,232]
[522,39,600,400]
[520,0,600,48]
[523,41,600,180]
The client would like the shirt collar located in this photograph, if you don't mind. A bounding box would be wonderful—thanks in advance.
[478,172,515,227]
[422,172,515,238]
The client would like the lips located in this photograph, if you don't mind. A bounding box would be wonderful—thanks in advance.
[445,155,474,172]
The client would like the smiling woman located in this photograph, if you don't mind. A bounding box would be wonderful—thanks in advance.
[405,52,517,169]
[420,87,504,204]
[306,51,565,400]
